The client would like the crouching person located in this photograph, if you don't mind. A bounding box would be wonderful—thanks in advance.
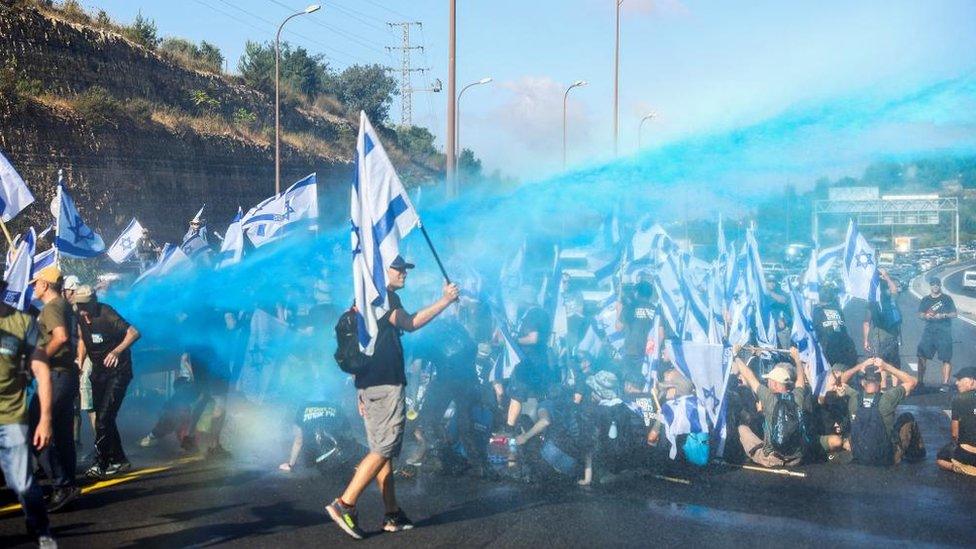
[732,346,810,468]
[937,367,976,477]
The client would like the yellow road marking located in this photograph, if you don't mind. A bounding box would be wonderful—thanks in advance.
[651,474,692,485]
[0,456,202,515]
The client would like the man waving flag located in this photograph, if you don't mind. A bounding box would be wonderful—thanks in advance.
[351,111,420,355]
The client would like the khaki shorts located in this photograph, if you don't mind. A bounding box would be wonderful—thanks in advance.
[358,384,405,459]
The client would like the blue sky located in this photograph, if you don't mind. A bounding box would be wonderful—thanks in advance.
[80,0,976,180]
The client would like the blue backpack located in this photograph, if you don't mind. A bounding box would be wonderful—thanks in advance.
[769,393,803,456]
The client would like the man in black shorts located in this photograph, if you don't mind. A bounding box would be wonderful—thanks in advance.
[326,256,458,539]
[498,287,552,436]
[917,277,956,392]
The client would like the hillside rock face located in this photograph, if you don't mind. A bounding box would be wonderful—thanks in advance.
[0,5,355,243]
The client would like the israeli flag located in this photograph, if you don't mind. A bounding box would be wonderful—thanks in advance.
[3,228,36,311]
[132,243,190,286]
[790,289,830,395]
[489,305,524,382]
[216,208,244,269]
[51,181,105,258]
[593,294,625,354]
[671,340,731,452]
[842,220,880,303]
[243,174,319,248]
[33,248,55,273]
[627,219,674,270]
[0,149,34,222]
[654,253,687,337]
[107,218,144,264]
[352,112,419,355]
[660,395,708,459]
[577,324,604,358]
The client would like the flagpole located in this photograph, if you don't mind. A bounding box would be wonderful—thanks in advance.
[54,169,62,268]
[0,218,14,250]
[417,222,451,284]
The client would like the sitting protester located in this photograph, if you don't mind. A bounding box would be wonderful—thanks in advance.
[732,347,810,468]
[843,358,923,465]
[936,367,976,477]
[815,362,862,460]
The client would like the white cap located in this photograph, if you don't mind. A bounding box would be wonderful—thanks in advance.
[63,275,81,291]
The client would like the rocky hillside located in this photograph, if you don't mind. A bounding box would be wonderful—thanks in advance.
[0,2,433,242]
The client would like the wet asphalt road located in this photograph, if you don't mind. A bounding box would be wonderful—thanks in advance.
[2,290,976,547]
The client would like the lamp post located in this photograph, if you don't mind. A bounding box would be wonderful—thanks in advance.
[562,80,587,170]
[638,111,656,150]
[613,0,623,157]
[275,4,321,194]
[456,77,492,179]
[446,0,457,196]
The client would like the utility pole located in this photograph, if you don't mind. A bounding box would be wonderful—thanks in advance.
[386,22,426,127]
[613,0,623,157]
[446,0,457,197]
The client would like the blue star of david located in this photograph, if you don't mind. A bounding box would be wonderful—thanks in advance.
[119,236,134,251]
[702,386,720,410]
[350,221,362,256]
[275,200,296,222]
[68,214,95,243]
[854,251,874,268]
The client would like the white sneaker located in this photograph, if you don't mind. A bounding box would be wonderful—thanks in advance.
[38,534,58,549]
[139,433,158,447]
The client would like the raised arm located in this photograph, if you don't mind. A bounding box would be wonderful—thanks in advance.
[790,346,807,389]
[840,357,874,386]
[733,353,761,394]
[391,283,459,332]
[878,358,917,395]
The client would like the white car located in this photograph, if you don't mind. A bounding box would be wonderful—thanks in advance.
[963,270,976,292]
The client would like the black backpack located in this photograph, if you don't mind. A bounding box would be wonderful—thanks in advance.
[769,393,803,456]
[850,396,892,465]
[334,308,367,375]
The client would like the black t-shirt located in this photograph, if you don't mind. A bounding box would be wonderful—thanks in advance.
[355,291,406,389]
[952,390,976,446]
[865,290,902,335]
[621,296,658,358]
[812,305,857,366]
[918,293,955,332]
[517,306,551,367]
[77,303,132,377]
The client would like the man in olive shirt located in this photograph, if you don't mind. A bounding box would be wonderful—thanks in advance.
[733,348,810,467]
[0,280,56,545]
[29,265,80,511]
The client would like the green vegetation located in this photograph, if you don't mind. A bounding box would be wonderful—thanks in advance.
[160,38,224,74]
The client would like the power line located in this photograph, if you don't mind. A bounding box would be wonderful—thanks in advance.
[263,0,388,57]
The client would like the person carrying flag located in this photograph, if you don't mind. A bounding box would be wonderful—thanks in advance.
[326,256,459,539]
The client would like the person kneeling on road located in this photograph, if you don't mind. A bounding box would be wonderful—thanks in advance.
[732,347,810,468]
[936,367,976,477]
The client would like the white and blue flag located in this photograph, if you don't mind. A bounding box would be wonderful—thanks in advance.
[3,228,36,311]
[0,149,34,222]
[671,340,732,453]
[351,111,420,355]
[243,174,319,248]
[842,220,880,303]
[133,243,190,286]
[790,289,830,395]
[660,394,708,459]
[107,218,144,264]
[33,247,55,273]
[216,208,245,269]
[51,180,104,259]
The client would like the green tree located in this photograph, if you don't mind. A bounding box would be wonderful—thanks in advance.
[238,41,329,99]
[458,148,483,179]
[396,125,438,159]
[332,64,398,122]
[125,11,159,49]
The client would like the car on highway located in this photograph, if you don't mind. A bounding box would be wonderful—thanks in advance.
[963,270,976,292]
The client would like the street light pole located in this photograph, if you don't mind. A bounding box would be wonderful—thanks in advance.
[446,0,457,197]
[637,111,656,150]
[456,77,492,179]
[562,80,587,170]
[275,4,321,195]
[613,0,623,157]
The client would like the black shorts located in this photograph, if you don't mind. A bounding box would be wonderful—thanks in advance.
[917,331,952,362]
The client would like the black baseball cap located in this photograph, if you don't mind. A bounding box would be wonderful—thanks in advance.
[389,255,415,271]
[862,367,882,383]
[954,367,976,381]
